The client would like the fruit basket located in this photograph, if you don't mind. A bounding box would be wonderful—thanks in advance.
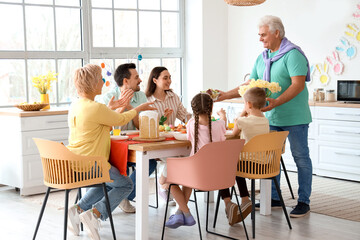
[15,103,49,111]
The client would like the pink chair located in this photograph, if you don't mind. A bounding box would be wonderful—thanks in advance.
[161,139,249,240]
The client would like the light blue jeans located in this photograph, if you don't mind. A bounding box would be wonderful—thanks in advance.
[270,124,313,205]
[127,159,157,201]
[78,165,133,221]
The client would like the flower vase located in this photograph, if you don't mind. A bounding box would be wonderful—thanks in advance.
[40,93,50,110]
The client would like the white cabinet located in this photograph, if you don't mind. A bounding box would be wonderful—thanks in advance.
[314,107,360,181]
[0,109,69,195]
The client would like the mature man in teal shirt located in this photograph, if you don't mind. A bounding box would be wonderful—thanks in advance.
[97,63,157,213]
[218,15,312,218]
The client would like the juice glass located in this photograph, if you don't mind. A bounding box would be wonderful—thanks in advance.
[113,126,121,136]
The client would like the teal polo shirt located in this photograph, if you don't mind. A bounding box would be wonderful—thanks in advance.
[250,49,312,126]
[95,87,147,130]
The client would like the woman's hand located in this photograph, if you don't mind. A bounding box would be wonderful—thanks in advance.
[163,108,174,124]
[134,102,157,113]
[164,108,173,119]
[108,89,134,111]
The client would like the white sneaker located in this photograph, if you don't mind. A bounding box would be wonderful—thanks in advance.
[68,205,80,236]
[79,209,101,240]
[119,199,136,213]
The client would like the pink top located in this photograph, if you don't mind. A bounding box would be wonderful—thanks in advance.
[186,118,226,156]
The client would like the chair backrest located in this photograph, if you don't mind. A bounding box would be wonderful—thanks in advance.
[237,131,289,179]
[33,138,111,190]
[166,139,245,191]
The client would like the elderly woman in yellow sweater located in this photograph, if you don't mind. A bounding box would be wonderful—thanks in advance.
[66,64,155,240]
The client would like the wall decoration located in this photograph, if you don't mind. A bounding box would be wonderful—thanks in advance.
[100,62,112,87]
[315,63,330,86]
[352,4,360,18]
[326,51,344,75]
[336,37,357,59]
[308,64,316,84]
[345,24,360,42]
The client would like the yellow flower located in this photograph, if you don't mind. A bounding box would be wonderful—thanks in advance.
[238,79,281,97]
[32,71,58,94]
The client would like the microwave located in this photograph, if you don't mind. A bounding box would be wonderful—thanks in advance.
[337,80,360,103]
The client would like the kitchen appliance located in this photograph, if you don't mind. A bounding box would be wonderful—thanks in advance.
[337,80,360,103]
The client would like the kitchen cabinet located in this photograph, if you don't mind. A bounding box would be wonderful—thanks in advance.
[214,100,360,181]
[0,108,69,195]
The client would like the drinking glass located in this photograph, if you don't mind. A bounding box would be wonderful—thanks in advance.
[113,126,121,136]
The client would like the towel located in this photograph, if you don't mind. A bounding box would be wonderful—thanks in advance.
[262,37,310,82]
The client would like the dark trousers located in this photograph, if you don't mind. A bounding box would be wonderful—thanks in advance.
[219,176,249,199]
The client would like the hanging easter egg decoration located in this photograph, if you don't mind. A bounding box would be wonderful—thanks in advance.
[100,62,113,87]
[138,54,143,61]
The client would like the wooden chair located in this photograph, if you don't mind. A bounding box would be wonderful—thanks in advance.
[213,131,292,238]
[161,139,249,240]
[32,138,116,240]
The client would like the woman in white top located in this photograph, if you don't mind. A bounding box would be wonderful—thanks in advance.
[145,66,192,203]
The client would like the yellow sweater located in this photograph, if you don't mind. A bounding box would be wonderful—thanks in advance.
[67,98,136,162]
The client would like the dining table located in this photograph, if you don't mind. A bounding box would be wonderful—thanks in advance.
[110,134,272,240]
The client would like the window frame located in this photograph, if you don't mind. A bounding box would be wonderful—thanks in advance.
[0,0,185,107]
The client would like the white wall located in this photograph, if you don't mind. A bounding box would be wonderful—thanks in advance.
[184,0,228,107]
[227,0,360,97]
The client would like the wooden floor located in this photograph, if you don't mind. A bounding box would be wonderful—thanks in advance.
[1,186,359,240]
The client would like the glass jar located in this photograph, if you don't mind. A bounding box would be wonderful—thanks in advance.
[313,88,325,102]
[326,89,336,102]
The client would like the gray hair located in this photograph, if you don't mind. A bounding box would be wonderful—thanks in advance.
[258,15,285,38]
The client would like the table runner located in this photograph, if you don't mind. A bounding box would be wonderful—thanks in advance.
[109,135,175,176]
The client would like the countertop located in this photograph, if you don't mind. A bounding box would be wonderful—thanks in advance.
[222,98,360,108]
[0,107,69,117]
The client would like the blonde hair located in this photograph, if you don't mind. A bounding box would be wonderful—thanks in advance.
[258,15,285,38]
[243,87,266,109]
[73,64,102,95]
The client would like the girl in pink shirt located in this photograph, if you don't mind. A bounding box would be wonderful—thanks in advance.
[165,93,226,228]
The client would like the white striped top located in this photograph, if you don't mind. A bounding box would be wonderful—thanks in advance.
[147,91,190,125]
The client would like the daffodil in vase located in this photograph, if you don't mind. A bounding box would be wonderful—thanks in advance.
[32,71,58,110]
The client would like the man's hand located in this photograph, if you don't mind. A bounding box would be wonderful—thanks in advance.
[261,98,279,112]
[108,89,134,111]
[214,89,227,102]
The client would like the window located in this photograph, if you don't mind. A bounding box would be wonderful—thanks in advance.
[0,0,184,107]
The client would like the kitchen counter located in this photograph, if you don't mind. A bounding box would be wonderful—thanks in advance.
[0,107,68,117]
[223,98,360,108]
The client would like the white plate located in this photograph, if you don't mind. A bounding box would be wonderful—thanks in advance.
[160,131,174,138]
[225,130,233,136]
[120,130,140,136]
[110,135,129,140]
[173,132,187,140]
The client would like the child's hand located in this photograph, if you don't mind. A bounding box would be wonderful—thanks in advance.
[240,109,248,117]
[217,108,227,125]
[217,108,226,119]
